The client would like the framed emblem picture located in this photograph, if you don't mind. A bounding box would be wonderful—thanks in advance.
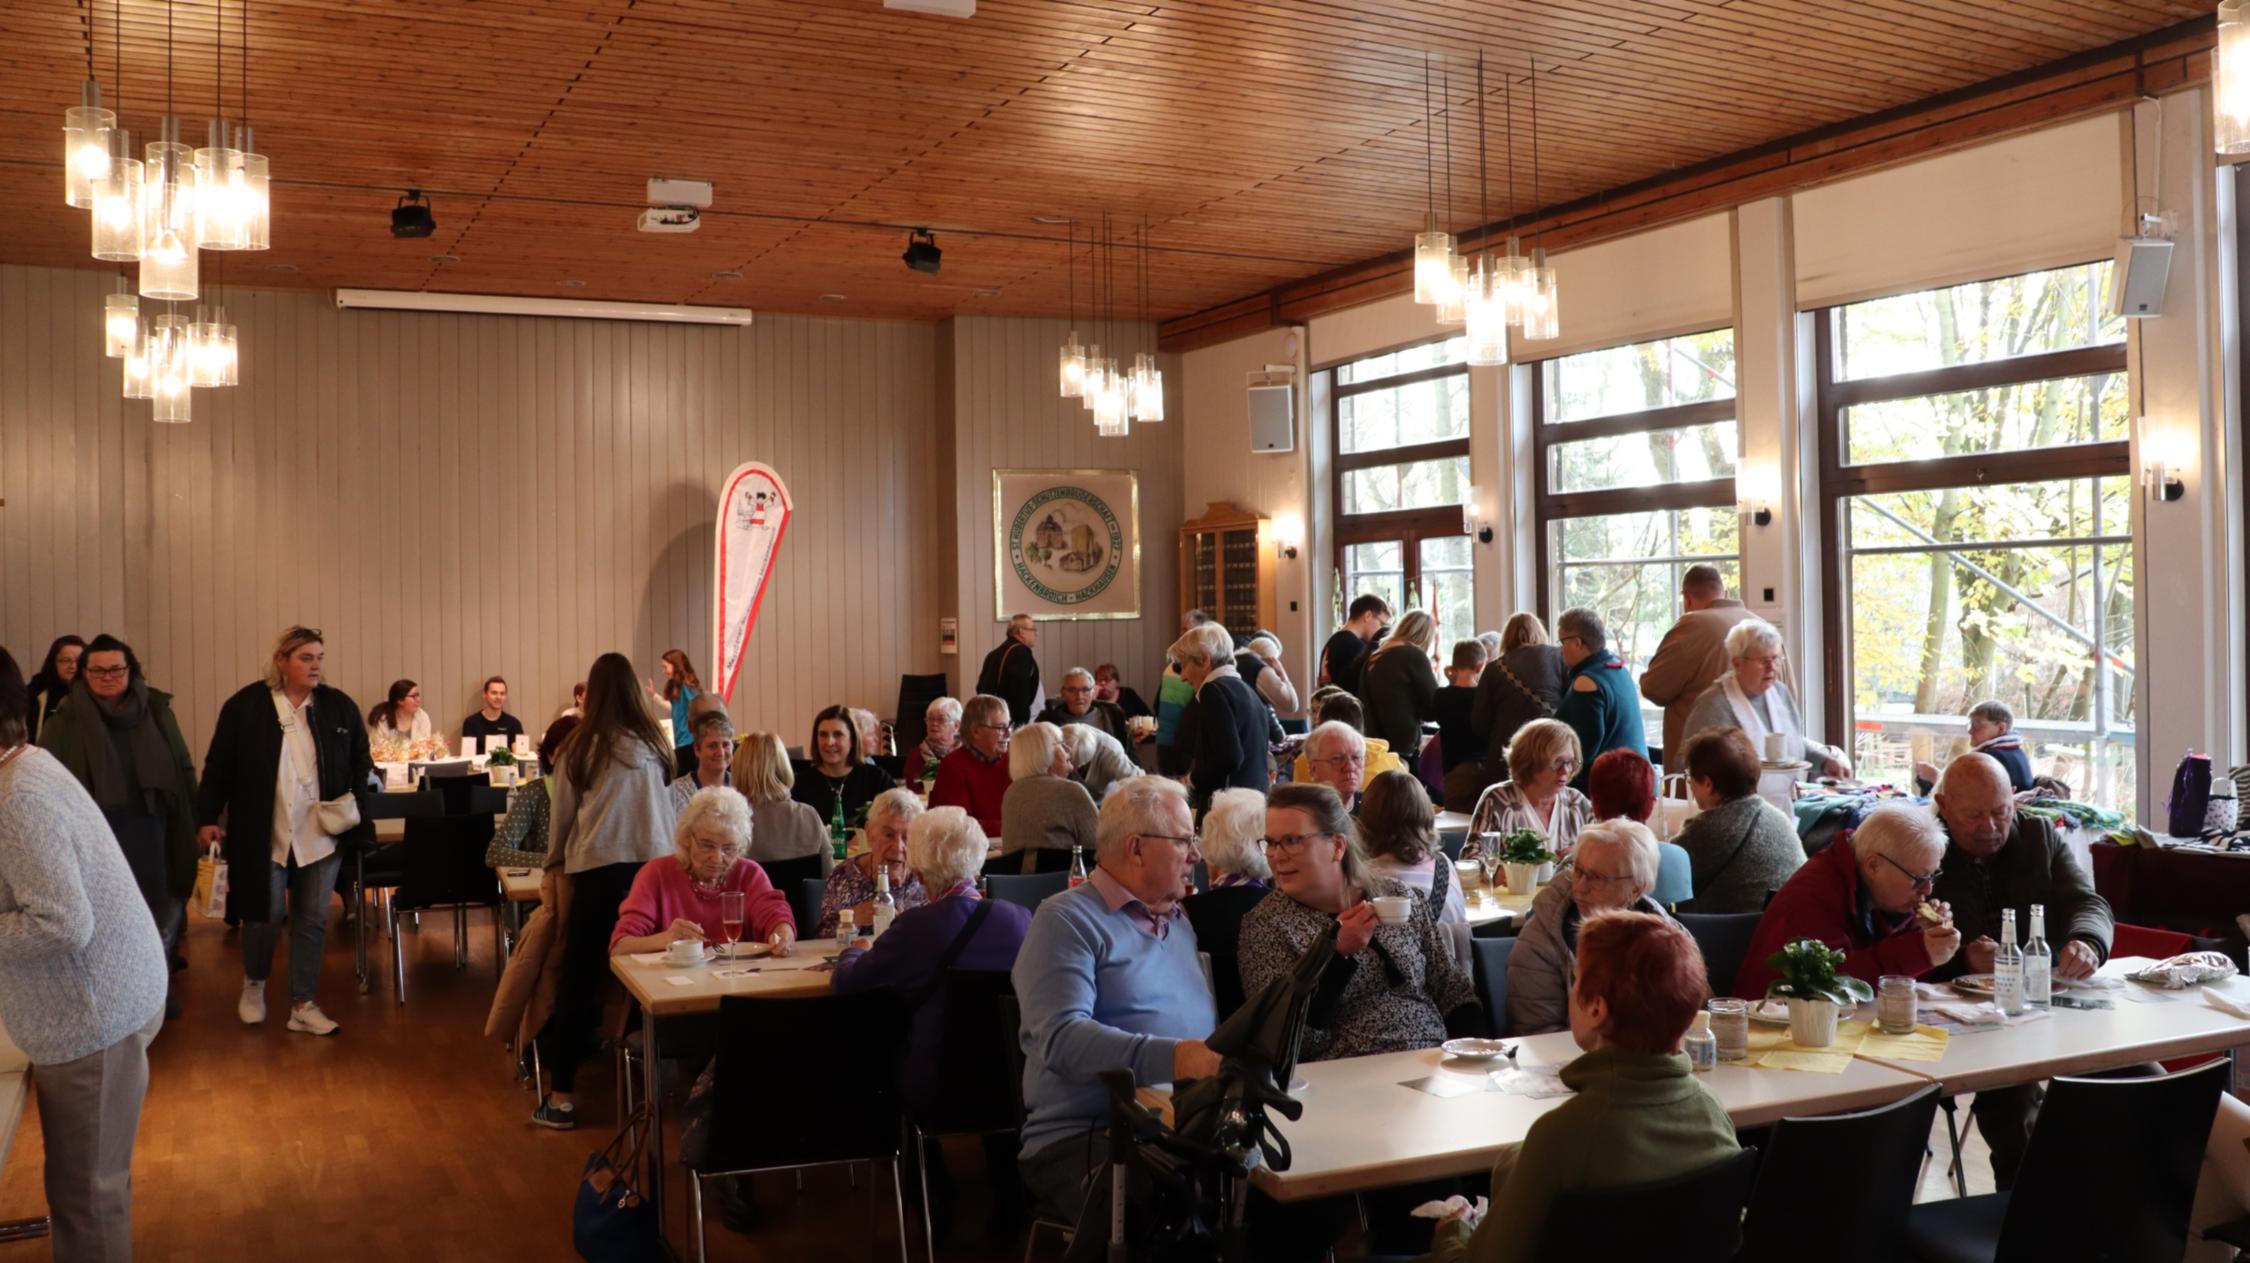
[993,468,1141,621]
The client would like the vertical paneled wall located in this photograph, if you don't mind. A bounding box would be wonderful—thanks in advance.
[947,317,1183,700]
[0,264,944,748]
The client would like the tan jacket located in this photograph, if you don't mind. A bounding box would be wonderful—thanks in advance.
[1638,600,1755,764]
[485,868,628,1049]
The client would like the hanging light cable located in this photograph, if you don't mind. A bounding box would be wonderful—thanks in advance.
[63,1,115,209]
[140,0,199,302]
[234,0,269,250]
[1521,57,1559,343]
[1435,59,1469,326]
[1059,219,1086,398]
[92,0,142,264]
[1412,54,1456,306]
[1464,51,1509,368]
[1499,62,1531,326]
[195,0,250,250]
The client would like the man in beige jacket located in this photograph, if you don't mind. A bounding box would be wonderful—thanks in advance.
[1638,564,1755,767]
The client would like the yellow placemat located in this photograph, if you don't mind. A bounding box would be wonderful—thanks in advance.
[1858,1024,1949,1063]
[1752,1019,1871,1074]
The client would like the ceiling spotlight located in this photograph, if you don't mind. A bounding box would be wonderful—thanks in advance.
[391,190,436,239]
[818,293,848,303]
[901,228,942,274]
[428,254,459,265]
[711,270,743,281]
[559,279,586,288]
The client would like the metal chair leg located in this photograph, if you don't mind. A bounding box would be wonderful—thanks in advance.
[391,897,407,1004]
[915,1124,936,1263]
[891,1155,910,1263]
[1939,1096,1968,1197]
[691,1170,708,1263]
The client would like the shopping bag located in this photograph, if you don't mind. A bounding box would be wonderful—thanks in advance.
[573,1108,664,1262]
[193,853,228,919]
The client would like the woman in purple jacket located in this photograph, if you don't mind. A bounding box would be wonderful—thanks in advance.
[830,804,1030,1236]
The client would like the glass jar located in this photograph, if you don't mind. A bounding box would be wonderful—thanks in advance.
[1878,976,1918,1035]
[1707,998,1750,1062]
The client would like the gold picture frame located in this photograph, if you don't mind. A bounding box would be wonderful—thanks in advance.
[992,468,1142,621]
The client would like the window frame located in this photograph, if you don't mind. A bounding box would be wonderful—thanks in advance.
[1328,352,1474,610]
[1812,283,2131,774]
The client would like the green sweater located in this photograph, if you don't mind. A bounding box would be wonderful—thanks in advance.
[1429,1048,1740,1263]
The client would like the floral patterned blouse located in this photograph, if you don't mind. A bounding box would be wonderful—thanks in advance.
[1463,781,1594,860]
[815,855,929,938]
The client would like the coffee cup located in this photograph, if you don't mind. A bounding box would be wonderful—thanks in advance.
[666,938,707,963]
[1764,731,1787,763]
[1370,895,1411,925]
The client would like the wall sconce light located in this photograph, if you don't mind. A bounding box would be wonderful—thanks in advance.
[1274,511,1305,560]
[1464,485,1494,544]
[1736,465,1778,528]
[2145,460,2186,503]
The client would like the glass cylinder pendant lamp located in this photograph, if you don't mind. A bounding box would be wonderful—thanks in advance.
[194,120,250,250]
[91,130,144,262]
[1463,261,1510,367]
[1129,352,1165,422]
[1520,248,1560,343]
[233,125,270,251]
[103,288,139,358]
[2223,1,2250,154]
[139,118,199,301]
[150,312,193,422]
[1059,331,1087,399]
[1435,253,1470,326]
[121,330,155,400]
[64,80,116,209]
[1413,230,1457,306]
[188,307,238,387]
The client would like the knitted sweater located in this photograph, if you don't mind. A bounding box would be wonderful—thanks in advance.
[549,738,677,875]
[0,748,167,1064]
[1674,794,1805,916]
[930,747,1012,837]
[999,774,1098,855]
[608,856,792,950]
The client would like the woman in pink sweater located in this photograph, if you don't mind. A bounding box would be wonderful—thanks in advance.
[610,786,796,955]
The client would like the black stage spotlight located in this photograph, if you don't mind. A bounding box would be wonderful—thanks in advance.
[391,191,436,239]
[901,228,941,274]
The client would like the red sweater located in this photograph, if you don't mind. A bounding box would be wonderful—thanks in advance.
[929,747,1012,836]
[610,856,793,950]
[1733,834,1935,1000]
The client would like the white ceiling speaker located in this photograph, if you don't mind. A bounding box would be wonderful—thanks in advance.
[638,207,701,234]
[646,178,713,208]
[885,0,974,14]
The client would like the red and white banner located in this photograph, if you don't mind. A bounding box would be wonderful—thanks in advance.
[712,462,792,702]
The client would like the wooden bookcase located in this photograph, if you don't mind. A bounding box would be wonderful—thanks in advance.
[1178,502,1276,638]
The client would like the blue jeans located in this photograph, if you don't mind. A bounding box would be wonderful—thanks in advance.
[241,851,342,1005]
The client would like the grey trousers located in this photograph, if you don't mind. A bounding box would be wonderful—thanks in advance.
[35,1010,162,1262]
[241,851,342,1005]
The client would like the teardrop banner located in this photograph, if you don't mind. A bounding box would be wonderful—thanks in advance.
[712,462,793,703]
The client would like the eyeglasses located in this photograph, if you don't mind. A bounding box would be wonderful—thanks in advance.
[690,840,745,860]
[1547,757,1580,774]
[83,666,129,679]
[1310,754,1365,769]
[1137,833,1196,851]
[1569,862,1637,891]
[1877,852,1942,889]
[976,722,1011,734]
[1258,832,1337,855]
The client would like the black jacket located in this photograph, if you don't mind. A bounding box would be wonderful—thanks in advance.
[1186,672,1271,810]
[976,637,1042,726]
[40,684,202,900]
[196,681,374,922]
[1927,813,2114,980]
[1471,645,1565,771]
[1036,698,1130,743]
[1359,646,1437,754]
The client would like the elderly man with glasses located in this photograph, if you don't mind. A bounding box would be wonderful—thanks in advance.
[1012,775,1220,1226]
[1552,607,1647,792]
[1928,752,2114,1190]
[1298,720,1370,812]
[1734,802,1962,999]
[930,694,1015,837]
[1506,819,1676,1036]
[1037,667,1130,742]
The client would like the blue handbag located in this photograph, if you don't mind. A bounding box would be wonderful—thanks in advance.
[573,1108,666,1262]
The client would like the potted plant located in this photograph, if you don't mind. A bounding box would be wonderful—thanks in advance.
[1499,829,1553,896]
[485,744,518,787]
[1763,938,1873,1047]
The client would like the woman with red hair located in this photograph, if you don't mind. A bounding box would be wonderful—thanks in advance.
[1587,747,1657,824]
[1430,911,1740,1263]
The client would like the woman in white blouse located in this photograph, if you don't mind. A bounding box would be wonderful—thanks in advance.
[1463,718,1594,861]
[366,679,432,743]
[1681,618,1849,782]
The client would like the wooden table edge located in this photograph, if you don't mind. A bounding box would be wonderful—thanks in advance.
[1857,1025,2250,1095]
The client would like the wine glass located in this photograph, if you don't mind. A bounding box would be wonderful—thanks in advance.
[719,891,746,958]
[1475,834,1500,898]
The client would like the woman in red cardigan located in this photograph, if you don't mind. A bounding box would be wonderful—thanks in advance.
[1733,803,1962,999]
[611,786,796,956]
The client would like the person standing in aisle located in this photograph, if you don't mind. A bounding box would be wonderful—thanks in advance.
[1319,596,1392,696]
[977,614,1044,726]
[196,626,372,1036]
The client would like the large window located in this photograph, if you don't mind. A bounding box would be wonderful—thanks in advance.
[1817,261,2133,813]
[1331,338,1476,643]
[1532,328,1740,666]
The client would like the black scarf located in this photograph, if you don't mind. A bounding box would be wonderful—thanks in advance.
[69,679,181,816]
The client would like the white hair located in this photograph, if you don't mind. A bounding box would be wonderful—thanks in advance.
[1062,666,1095,687]
[1849,803,1946,866]
[1247,635,1281,660]
[674,785,754,869]
[1060,722,1123,772]
[1008,721,1066,780]
[1199,788,1271,882]
[1573,818,1659,897]
[1168,623,1236,670]
[1725,617,1785,661]
[1305,720,1366,762]
[907,806,989,891]
[1095,775,1190,865]
[925,696,962,725]
[865,786,927,833]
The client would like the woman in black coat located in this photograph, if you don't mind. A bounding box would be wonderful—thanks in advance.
[1168,624,1271,812]
[195,627,372,1036]
[1359,610,1439,754]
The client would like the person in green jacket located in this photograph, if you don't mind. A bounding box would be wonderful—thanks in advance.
[1554,607,1647,793]
[1430,910,1739,1263]
[38,634,201,1017]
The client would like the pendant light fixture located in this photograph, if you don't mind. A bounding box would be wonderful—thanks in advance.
[1462,53,1508,368]
[1412,55,1458,307]
[63,6,115,208]
[1082,220,1107,412]
[1433,61,1470,327]
[150,309,193,423]
[121,331,156,400]
[1518,57,1560,344]
[103,281,140,357]
[89,2,141,262]
[1092,214,1130,437]
[2222,2,2250,154]
[1128,215,1164,423]
[231,0,270,250]
[140,2,199,301]
[1059,220,1087,399]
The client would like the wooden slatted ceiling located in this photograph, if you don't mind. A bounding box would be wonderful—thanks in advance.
[0,0,2210,325]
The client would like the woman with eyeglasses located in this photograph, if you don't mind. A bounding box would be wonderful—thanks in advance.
[1238,783,1480,1062]
[610,786,794,958]
[1506,819,1673,1036]
[1732,802,1960,1000]
[1462,718,1593,862]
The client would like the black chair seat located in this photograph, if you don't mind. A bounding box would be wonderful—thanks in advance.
[1900,1194,2005,1263]
[1531,1147,1758,1261]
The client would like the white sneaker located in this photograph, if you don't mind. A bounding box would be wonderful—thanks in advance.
[238,980,266,1026]
[287,1003,340,1036]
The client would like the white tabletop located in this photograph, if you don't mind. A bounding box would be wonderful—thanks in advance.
[610,943,838,1017]
[498,868,541,903]
[1247,1034,1930,1201]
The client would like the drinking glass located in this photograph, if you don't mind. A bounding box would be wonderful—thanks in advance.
[719,890,746,958]
[1877,975,1917,1035]
[1708,998,1750,1061]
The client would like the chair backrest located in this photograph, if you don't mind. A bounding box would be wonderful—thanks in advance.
[988,871,1068,911]
[424,771,491,813]
[1016,848,1079,876]
[916,970,1023,1135]
[1676,912,1764,1000]
[757,856,826,911]
[1653,841,1694,906]
[892,672,951,757]
[1204,949,1244,1024]
[1534,1147,1758,1262]
[1739,1085,1940,1263]
[395,815,500,911]
[1470,936,1515,1038]
[1994,1058,2225,1261]
[1437,832,1466,863]
[2114,921,2194,961]
[1444,920,1473,978]
[703,989,906,1172]
[794,877,828,939]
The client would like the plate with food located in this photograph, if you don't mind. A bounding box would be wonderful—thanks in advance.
[1440,1037,1517,1063]
[713,940,773,960]
[1748,1000,1795,1026]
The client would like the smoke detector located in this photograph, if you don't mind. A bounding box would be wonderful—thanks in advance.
[638,207,701,234]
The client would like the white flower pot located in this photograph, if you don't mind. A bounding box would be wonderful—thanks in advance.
[1504,862,1540,896]
[1537,860,1556,884]
[1787,998,1840,1047]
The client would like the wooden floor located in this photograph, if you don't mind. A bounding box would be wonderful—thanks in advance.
[0,898,1998,1260]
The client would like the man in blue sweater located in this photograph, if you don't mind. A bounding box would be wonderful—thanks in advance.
[1555,606,1647,793]
[1013,775,1221,1222]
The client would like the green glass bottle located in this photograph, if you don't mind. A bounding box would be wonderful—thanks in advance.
[829,791,849,862]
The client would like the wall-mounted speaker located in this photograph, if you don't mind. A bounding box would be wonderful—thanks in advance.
[2113,236,2172,318]
[1249,384,1294,452]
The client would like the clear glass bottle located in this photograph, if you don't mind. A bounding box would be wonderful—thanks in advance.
[1067,846,1088,889]
[835,908,855,950]
[1683,1011,1717,1071]
[2024,904,2053,1009]
[871,868,896,938]
[1993,907,2025,1016]
[1707,999,1750,1062]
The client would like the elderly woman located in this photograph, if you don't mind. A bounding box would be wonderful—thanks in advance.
[1506,819,1672,1035]
[1239,632,1301,717]
[729,732,832,880]
[610,786,795,956]
[930,694,1013,836]
[1239,783,1480,1061]
[1093,663,1152,720]
[1553,607,1647,789]
[793,703,898,829]
[1734,802,1961,998]
[1463,718,1594,862]
[1682,617,1848,780]
[1472,613,1564,778]
[999,721,1097,868]
[1359,769,1466,925]
[486,715,581,869]
[1299,720,1370,808]
[1672,727,1803,915]
[1587,748,1657,825]
[1182,788,1273,970]
[1060,721,1136,804]
[1359,609,1439,754]
[1433,912,1739,1263]
[1170,621,1271,810]
[904,696,962,786]
[817,786,931,937]
[668,708,734,813]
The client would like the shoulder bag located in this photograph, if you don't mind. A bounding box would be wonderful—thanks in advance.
[573,1106,665,1262]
